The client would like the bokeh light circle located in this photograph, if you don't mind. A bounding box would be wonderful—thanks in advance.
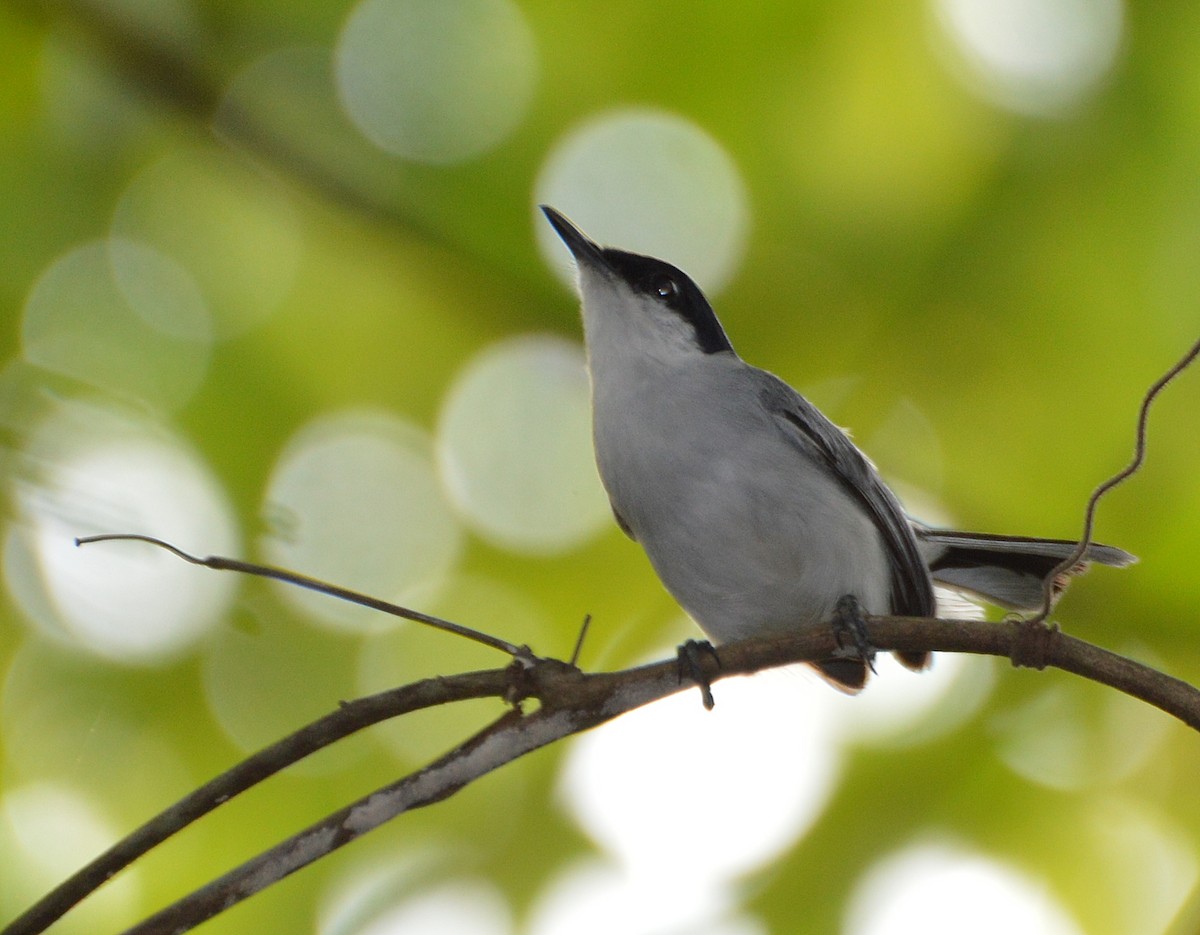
[334,0,537,163]
[528,858,765,935]
[535,108,750,293]
[1,782,140,926]
[320,864,511,935]
[1085,799,1199,933]
[337,880,509,935]
[260,409,463,631]
[436,335,610,555]
[559,668,839,883]
[933,0,1124,116]
[22,239,211,410]
[989,673,1169,790]
[826,651,993,747]
[845,842,1084,935]
[6,400,240,663]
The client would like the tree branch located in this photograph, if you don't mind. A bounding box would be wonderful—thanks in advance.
[6,0,472,257]
[5,616,1198,935]
[75,535,529,657]
[0,666,523,935]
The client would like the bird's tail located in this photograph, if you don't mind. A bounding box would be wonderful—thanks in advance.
[915,528,1136,612]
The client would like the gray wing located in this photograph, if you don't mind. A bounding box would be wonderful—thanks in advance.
[758,373,936,619]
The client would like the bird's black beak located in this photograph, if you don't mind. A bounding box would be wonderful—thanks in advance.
[540,205,608,270]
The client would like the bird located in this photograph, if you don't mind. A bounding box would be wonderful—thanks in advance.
[541,205,1135,691]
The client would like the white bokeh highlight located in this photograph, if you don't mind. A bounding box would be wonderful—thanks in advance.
[552,643,984,930]
[319,867,510,935]
[3,783,121,883]
[344,882,509,935]
[334,0,537,163]
[1087,799,1199,935]
[989,673,1170,790]
[437,335,610,554]
[558,666,840,884]
[827,651,992,747]
[528,858,766,935]
[6,401,239,663]
[536,109,750,293]
[845,842,1084,935]
[933,0,1124,115]
[1,782,140,926]
[22,239,211,410]
[260,409,463,631]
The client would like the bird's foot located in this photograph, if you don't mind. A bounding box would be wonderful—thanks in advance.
[676,639,721,710]
[831,594,877,675]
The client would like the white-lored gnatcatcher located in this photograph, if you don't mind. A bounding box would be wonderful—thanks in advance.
[542,205,1134,690]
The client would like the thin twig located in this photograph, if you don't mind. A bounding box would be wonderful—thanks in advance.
[569,613,591,668]
[1031,337,1200,622]
[75,534,527,657]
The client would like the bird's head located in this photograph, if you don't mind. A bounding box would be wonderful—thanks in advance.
[541,206,734,363]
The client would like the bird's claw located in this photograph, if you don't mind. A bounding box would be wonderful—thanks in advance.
[676,639,720,710]
[832,594,877,675]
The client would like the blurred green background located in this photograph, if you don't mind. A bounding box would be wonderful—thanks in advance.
[1,0,1199,933]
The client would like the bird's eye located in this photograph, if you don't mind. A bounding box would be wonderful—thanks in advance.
[649,275,679,302]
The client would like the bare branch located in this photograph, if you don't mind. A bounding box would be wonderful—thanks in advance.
[113,620,1200,934]
[0,665,525,935]
[6,616,1200,935]
[75,534,528,657]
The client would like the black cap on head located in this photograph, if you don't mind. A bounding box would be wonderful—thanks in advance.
[540,205,733,356]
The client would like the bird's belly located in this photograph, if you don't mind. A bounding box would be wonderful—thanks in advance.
[602,436,892,644]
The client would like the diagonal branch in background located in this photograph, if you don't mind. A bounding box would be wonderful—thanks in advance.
[5,0,513,275]
[5,616,1200,935]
